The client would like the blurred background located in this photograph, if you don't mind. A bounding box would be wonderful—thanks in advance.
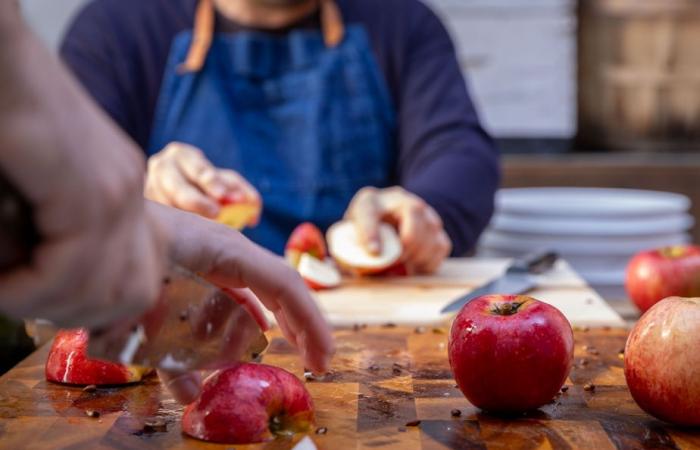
[18,0,700,322]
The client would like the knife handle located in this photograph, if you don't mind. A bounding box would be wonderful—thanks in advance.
[510,250,558,274]
[0,172,38,272]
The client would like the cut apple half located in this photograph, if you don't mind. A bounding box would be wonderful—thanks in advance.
[298,253,341,290]
[327,220,402,275]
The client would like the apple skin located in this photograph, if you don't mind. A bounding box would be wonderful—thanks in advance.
[624,297,700,426]
[285,222,326,268]
[625,245,700,313]
[448,295,573,413]
[45,329,148,385]
[182,363,314,444]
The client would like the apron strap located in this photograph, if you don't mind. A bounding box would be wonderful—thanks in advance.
[179,0,345,74]
[179,0,215,74]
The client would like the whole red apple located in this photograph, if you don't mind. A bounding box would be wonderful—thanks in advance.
[448,295,573,413]
[45,329,148,385]
[624,297,700,426]
[625,245,700,313]
[182,363,314,444]
[285,222,326,269]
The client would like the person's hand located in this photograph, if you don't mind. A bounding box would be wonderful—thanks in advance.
[148,202,335,404]
[145,142,260,219]
[345,186,452,274]
[0,16,167,328]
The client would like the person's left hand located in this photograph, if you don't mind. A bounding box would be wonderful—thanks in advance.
[344,186,452,274]
[147,202,335,404]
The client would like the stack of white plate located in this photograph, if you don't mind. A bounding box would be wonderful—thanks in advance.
[477,188,694,299]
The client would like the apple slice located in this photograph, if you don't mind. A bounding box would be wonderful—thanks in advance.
[285,222,326,269]
[327,220,402,275]
[182,363,314,444]
[298,253,341,291]
[217,198,261,230]
[45,328,150,386]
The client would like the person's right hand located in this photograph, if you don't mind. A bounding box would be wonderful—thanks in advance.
[147,202,335,404]
[145,142,260,219]
[0,13,167,328]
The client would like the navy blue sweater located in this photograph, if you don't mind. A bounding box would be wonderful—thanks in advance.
[61,0,499,255]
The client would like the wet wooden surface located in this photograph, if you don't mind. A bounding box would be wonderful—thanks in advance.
[2,326,699,449]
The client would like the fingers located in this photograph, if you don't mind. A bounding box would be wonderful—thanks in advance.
[151,204,335,374]
[347,187,383,255]
[218,170,261,205]
[148,147,219,217]
[223,287,269,331]
[382,188,450,275]
[173,144,227,200]
[158,369,201,405]
[146,143,260,219]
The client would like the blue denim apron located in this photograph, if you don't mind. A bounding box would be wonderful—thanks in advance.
[148,10,395,254]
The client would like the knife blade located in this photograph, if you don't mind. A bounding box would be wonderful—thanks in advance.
[440,250,558,314]
[87,265,269,371]
[0,172,267,371]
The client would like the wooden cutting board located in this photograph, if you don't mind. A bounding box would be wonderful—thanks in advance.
[2,326,699,450]
[313,258,624,327]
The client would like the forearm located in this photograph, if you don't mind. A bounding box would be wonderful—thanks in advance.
[0,6,144,208]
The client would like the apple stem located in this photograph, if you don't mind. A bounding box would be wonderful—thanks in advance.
[491,302,524,316]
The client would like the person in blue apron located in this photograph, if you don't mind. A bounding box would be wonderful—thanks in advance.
[61,0,500,274]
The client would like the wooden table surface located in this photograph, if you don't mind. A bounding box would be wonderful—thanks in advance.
[2,325,699,450]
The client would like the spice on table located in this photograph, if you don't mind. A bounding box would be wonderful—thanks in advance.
[432,328,445,334]
[583,383,595,392]
[143,419,167,433]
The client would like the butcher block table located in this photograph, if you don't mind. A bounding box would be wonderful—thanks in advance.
[2,258,699,449]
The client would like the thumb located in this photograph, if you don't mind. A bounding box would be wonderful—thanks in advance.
[351,190,383,255]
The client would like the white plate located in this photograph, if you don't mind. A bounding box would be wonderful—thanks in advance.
[478,230,691,255]
[489,213,694,236]
[496,188,690,218]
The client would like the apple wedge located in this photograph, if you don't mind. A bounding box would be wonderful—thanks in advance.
[45,328,150,386]
[284,222,326,269]
[217,198,261,230]
[327,220,402,275]
[297,253,341,290]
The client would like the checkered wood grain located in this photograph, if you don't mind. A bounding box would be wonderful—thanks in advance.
[1,326,698,450]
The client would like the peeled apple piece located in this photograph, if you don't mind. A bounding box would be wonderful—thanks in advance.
[217,200,261,230]
[327,221,402,274]
[298,253,341,290]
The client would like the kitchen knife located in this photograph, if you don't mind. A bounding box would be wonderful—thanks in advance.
[0,172,267,371]
[440,250,559,314]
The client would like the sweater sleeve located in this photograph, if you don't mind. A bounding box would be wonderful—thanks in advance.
[60,2,140,144]
[396,2,500,255]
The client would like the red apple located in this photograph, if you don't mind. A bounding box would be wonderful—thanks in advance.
[182,363,314,444]
[217,196,261,230]
[297,253,341,291]
[625,245,700,313]
[448,295,573,413]
[45,328,149,385]
[285,222,327,269]
[327,220,402,275]
[624,297,700,426]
